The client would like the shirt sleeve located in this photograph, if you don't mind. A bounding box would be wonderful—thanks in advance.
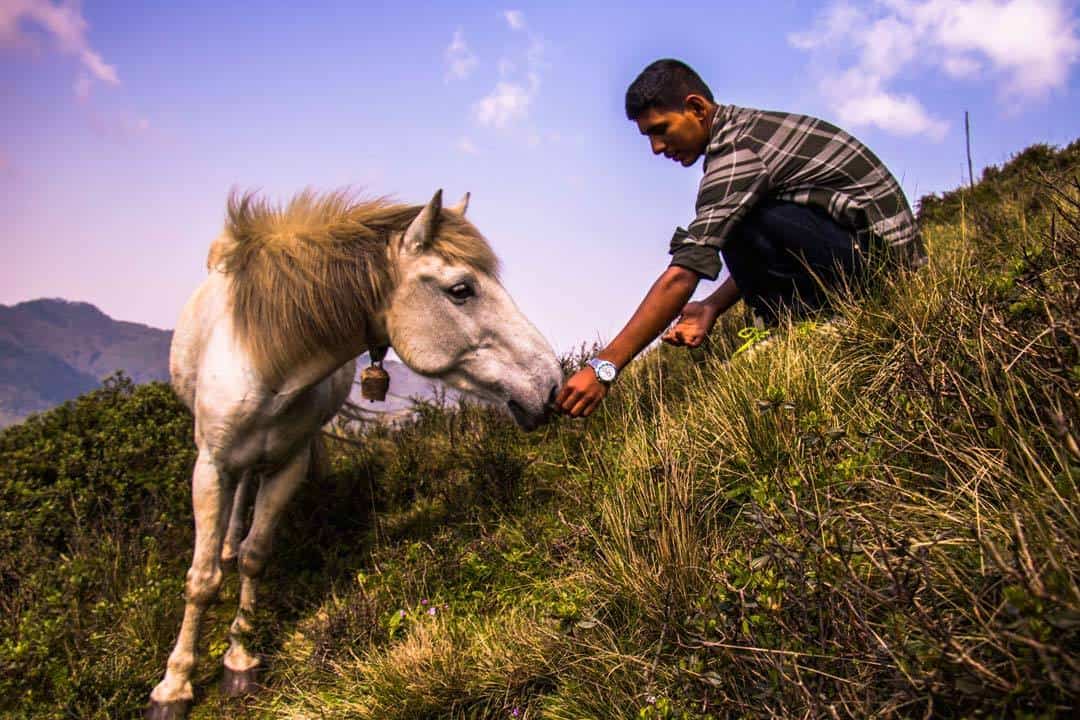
[668,142,770,281]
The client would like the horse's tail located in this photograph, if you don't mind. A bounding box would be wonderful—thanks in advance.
[309,434,330,483]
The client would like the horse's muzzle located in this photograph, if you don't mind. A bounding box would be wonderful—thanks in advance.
[507,386,558,431]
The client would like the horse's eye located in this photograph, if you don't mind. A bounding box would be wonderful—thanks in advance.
[447,282,474,302]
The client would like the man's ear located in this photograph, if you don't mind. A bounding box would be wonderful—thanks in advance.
[684,94,710,121]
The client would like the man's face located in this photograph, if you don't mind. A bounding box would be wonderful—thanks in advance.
[635,100,711,167]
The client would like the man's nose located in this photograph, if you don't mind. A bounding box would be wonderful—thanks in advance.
[650,137,665,155]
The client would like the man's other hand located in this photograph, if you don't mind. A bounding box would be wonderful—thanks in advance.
[555,367,608,418]
[662,301,717,347]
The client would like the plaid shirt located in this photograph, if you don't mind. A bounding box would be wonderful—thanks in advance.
[670,104,926,280]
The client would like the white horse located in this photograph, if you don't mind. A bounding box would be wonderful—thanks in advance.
[148,189,562,719]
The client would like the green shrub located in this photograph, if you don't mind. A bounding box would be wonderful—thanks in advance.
[0,373,195,717]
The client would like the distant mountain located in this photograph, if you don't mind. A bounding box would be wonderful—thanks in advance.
[0,298,453,428]
[0,299,172,385]
[0,338,100,427]
[0,299,172,427]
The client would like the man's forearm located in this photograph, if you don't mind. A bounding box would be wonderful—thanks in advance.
[597,266,699,369]
[702,274,741,316]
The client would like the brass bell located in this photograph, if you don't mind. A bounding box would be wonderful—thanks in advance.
[360,345,390,402]
[360,365,390,402]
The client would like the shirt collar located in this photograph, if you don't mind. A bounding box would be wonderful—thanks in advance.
[706,104,733,151]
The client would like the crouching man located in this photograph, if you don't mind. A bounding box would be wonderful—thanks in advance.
[556,58,925,418]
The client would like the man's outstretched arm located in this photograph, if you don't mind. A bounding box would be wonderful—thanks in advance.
[661,273,741,348]
[556,265,699,418]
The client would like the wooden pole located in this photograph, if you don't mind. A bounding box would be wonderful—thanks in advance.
[965,110,974,188]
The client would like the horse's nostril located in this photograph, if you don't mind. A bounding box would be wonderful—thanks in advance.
[507,399,538,431]
[547,385,558,405]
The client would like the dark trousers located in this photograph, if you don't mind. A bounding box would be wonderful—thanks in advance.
[721,200,868,325]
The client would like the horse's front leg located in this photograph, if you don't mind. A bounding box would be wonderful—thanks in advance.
[222,445,310,695]
[148,452,233,719]
[220,470,253,570]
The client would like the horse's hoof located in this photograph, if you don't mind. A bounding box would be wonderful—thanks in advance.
[146,699,190,720]
[222,665,262,697]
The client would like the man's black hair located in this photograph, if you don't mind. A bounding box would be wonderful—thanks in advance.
[625,59,714,120]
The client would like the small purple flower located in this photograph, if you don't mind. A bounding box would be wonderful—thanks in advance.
[399,609,406,618]
[427,607,437,616]
[421,598,428,605]
[510,708,521,718]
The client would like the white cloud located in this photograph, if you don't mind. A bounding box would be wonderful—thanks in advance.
[444,28,478,81]
[943,55,981,78]
[0,0,119,96]
[503,10,525,30]
[526,36,546,68]
[834,90,948,140]
[457,136,478,154]
[469,22,546,135]
[899,0,1079,98]
[790,0,1080,138]
[789,1,863,50]
[473,81,532,128]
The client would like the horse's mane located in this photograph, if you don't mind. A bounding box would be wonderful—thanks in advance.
[214,189,499,387]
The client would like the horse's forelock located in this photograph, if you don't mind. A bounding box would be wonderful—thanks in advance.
[428,212,500,280]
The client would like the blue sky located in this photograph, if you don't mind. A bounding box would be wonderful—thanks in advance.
[2,0,1078,355]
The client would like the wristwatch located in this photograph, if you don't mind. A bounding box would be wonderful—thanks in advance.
[587,358,618,385]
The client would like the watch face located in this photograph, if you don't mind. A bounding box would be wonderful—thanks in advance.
[598,362,617,382]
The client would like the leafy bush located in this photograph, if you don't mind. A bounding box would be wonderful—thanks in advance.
[0,373,194,717]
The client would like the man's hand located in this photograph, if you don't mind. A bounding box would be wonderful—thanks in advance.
[555,367,608,418]
[556,265,699,421]
[661,301,719,347]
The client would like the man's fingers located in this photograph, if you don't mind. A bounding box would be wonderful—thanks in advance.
[558,389,581,414]
[568,393,593,417]
[556,382,579,407]
[556,369,608,417]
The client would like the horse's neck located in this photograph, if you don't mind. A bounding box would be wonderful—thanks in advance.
[273,312,388,395]
[201,248,393,397]
[274,347,355,396]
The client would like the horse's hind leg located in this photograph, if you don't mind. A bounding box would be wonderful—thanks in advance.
[222,445,310,695]
[220,470,253,570]
[148,452,232,718]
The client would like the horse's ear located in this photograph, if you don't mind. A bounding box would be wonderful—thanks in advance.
[400,189,443,255]
[449,192,470,216]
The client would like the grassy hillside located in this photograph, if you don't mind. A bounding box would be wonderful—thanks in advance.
[1,141,1077,719]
